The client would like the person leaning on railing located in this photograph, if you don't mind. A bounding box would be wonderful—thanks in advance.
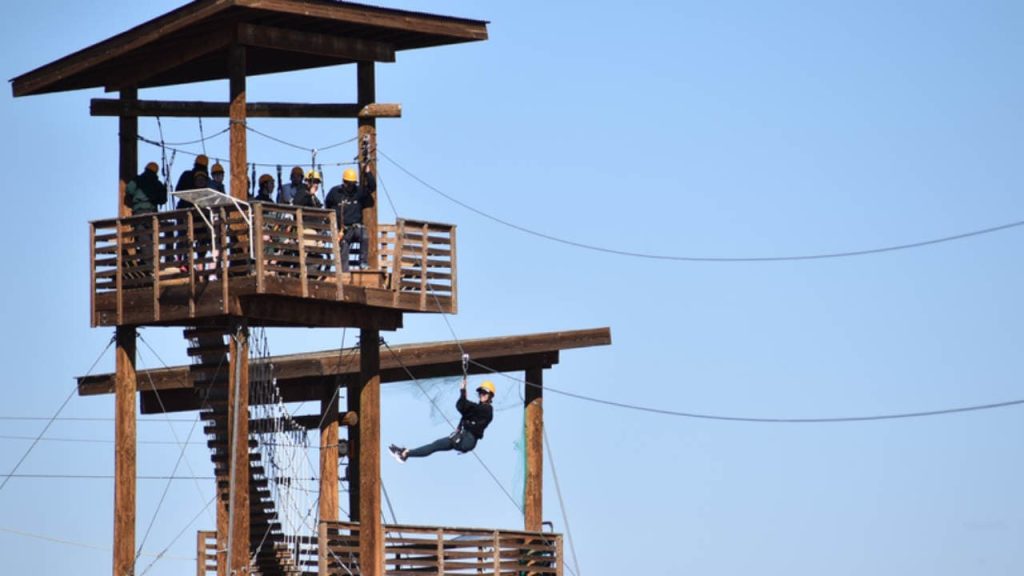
[251,174,276,203]
[291,170,323,208]
[325,165,375,271]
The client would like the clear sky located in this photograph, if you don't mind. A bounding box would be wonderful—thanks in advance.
[2,1,1023,575]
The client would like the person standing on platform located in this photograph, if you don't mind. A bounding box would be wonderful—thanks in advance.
[389,378,495,462]
[175,154,209,193]
[210,162,226,193]
[292,170,323,208]
[124,162,167,215]
[252,174,275,203]
[277,166,305,205]
[325,166,375,271]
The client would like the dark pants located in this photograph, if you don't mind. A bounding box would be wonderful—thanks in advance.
[341,224,368,271]
[407,430,477,458]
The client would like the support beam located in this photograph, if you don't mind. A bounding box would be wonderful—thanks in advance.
[237,23,395,63]
[113,327,136,576]
[358,62,379,269]
[319,383,340,526]
[226,325,250,576]
[117,89,137,218]
[91,98,402,119]
[524,367,544,532]
[358,329,383,576]
[229,45,247,201]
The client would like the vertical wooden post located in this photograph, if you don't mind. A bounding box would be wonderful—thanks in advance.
[254,203,265,293]
[229,45,247,201]
[318,520,329,576]
[227,324,250,575]
[118,88,137,218]
[358,328,383,576]
[524,367,544,532]
[216,493,228,576]
[320,384,340,524]
[113,327,136,576]
[357,62,379,269]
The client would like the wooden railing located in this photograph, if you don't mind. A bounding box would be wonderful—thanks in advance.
[379,219,458,312]
[196,530,217,576]
[319,521,562,575]
[90,205,457,324]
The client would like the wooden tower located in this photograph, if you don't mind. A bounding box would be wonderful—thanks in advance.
[13,2,611,575]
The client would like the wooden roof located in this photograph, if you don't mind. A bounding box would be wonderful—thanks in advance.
[77,328,612,413]
[11,0,488,97]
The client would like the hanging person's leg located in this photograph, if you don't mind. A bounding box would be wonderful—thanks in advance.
[390,434,455,463]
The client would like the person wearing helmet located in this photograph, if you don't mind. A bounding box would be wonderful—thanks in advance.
[325,165,375,271]
[277,166,306,205]
[209,162,226,193]
[174,154,209,195]
[292,170,323,207]
[124,162,167,215]
[252,174,275,203]
[389,378,495,463]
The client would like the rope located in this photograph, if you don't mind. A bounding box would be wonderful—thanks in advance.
[136,134,359,169]
[137,495,218,575]
[0,335,115,495]
[543,428,581,576]
[378,149,1024,263]
[0,526,195,562]
[198,117,207,155]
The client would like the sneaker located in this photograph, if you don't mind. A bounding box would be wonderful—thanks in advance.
[388,444,407,463]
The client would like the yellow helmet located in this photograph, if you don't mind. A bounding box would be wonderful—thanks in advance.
[476,381,496,396]
[306,170,322,182]
[342,168,358,183]
[211,162,225,174]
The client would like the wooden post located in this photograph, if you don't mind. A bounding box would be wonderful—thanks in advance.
[358,328,383,576]
[524,367,544,532]
[229,45,247,201]
[216,493,228,576]
[118,89,137,218]
[318,521,329,576]
[227,324,250,575]
[357,62,379,269]
[320,384,340,525]
[113,326,136,576]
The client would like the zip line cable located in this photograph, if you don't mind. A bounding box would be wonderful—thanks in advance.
[138,495,218,576]
[544,428,581,576]
[470,359,1024,424]
[379,150,1024,263]
[0,526,195,562]
[0,335,115,495]
[0,416,197,422]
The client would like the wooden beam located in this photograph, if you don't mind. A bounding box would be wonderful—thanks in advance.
[358,329,383,576]
[358,61,379,270]
[105,32,232,93]
[90,98,402,118]
[524,367,544,532]
[80,328,610,397]
[118,89,137,218]
[237,22,395,63]
[229,45,247,201]
[113,327,137,576]
[234,0,488,41]
[319,384,340,526]
[226,326,250,576]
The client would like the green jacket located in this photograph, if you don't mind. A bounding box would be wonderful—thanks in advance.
[124,171,168,214]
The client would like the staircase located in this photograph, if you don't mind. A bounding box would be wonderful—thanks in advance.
[185,325,309,576]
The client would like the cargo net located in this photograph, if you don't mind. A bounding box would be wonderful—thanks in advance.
[248,327,319,563]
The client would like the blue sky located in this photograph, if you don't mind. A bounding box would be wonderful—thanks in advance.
[2,1,1023,574]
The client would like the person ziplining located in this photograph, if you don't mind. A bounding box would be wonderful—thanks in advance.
[389,355,495,463]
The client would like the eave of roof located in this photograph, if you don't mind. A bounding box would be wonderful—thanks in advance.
[11,0,488,97]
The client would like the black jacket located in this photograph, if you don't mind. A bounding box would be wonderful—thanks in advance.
[325,179,375,226]
[292,188,322,208]
[124,170,167,214]
[456,390,493,439]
